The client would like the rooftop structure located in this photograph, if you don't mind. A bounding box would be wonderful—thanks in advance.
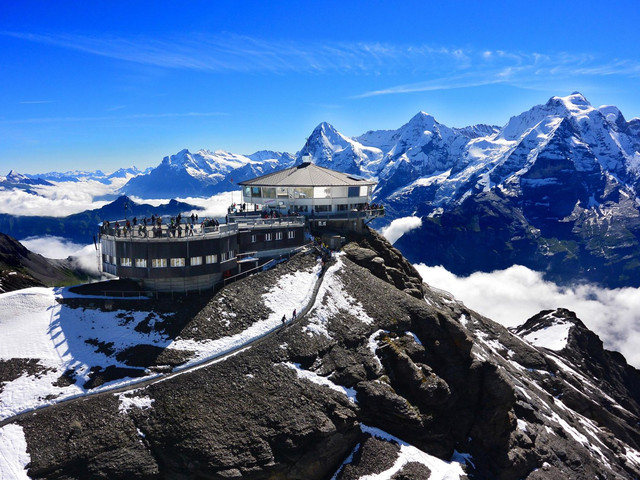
[238,160,377,218]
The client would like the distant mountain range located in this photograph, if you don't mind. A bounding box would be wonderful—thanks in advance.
[119,149,295,198]
[4,92,640,287]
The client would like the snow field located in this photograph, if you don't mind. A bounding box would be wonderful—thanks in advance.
[117,393,155,413]
[0,424,30,480]
[521,314,572,351]
[303,256,373,339]
[0,260,322,421]
[357,424,466,480]
[0,287,171,420]
[282,362,357,403]
[169,263,320,368]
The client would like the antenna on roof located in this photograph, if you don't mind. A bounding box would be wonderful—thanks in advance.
[301,154,312,165]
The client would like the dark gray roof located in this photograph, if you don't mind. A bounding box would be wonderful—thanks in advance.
[238,163,376,187]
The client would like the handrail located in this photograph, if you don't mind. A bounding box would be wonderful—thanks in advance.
[100,222,238,241]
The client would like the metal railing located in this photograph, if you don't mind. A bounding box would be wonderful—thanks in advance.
[306,207,385,221]
[100,221,238,241]
[227,214,306,227]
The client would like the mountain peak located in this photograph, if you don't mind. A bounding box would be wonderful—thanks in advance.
[599,105,625,125]
[314,121,339,135]
[511,308,583,352]
[408,110,436,123]
[547,92,594,116]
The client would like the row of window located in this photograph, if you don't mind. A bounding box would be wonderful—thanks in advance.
[250,230,296,242]
[244,186,371,199]
[104,251,235,268]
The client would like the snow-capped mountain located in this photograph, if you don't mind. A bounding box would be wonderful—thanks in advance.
[4,93,639,286]
[298,122,384,175]
[389,94,640,287]
[383,93,640,217]
[0,170,53,187]
[298,114,500,200]
[119,148,295,198]
[25,166,149,184]
[292,93,640,287]
[296,94,639,224]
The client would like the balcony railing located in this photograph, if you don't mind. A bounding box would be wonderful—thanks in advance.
[100,221,238,241]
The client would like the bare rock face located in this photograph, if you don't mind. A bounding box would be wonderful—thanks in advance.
[343,228,425,298]
[5,230,640,479]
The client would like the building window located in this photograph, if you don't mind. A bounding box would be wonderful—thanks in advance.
[251,234,257,243]
[190,256,202,266]
[135,258,147,268]
[120,258,132,267]
[276,232,283,240]
[206,254,217,264]
[152,258,167,268]
[288,230,295,239]
[110,255,116,265]
[315,205,331,212]
[348,186,360,197]
[221,252,227,262]
[229,249,235,258]
[170,258,185,267]
[265,233,272,241]
[337,204,349,211]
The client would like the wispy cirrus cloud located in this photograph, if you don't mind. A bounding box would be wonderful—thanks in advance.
[1,31,476,75]
[0,111,228,125]
[355,50,640,97]
[5,31,640,96]
[19,100,55,104]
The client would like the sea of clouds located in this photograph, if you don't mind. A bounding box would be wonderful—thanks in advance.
[0,179,127,217]
[382,215,640,368]
[20,236,101,277]
[415,264,640,368]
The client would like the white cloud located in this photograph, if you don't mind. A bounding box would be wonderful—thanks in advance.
[380,216,422,244]
[415,264,640,368]
[0,180,118,217]
[21,236,88,259]
[21,236,100,276]
[128,191,239,219]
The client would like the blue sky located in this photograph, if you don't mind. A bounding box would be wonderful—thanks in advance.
[2,1,640,174]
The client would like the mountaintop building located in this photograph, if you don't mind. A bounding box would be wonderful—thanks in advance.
[99,160,383,292]
[238,160,376,215]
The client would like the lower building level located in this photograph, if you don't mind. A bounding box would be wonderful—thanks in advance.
[99,208,384,293]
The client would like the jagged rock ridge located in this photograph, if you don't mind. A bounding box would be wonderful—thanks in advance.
[2,229,639,479]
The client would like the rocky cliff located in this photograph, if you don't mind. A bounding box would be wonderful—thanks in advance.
[2,229,639,479]
[0,233,91,293]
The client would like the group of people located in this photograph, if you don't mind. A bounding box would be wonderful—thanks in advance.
[227,202,249,214]
[358,202,384,212]
[101,211,229,239]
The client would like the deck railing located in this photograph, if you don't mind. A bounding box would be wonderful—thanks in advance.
[100,221,238,241]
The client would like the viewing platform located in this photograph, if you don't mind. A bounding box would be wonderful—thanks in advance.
[100,220,238,241]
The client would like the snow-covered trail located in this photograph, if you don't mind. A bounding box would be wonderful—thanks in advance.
[0,256,330,429]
